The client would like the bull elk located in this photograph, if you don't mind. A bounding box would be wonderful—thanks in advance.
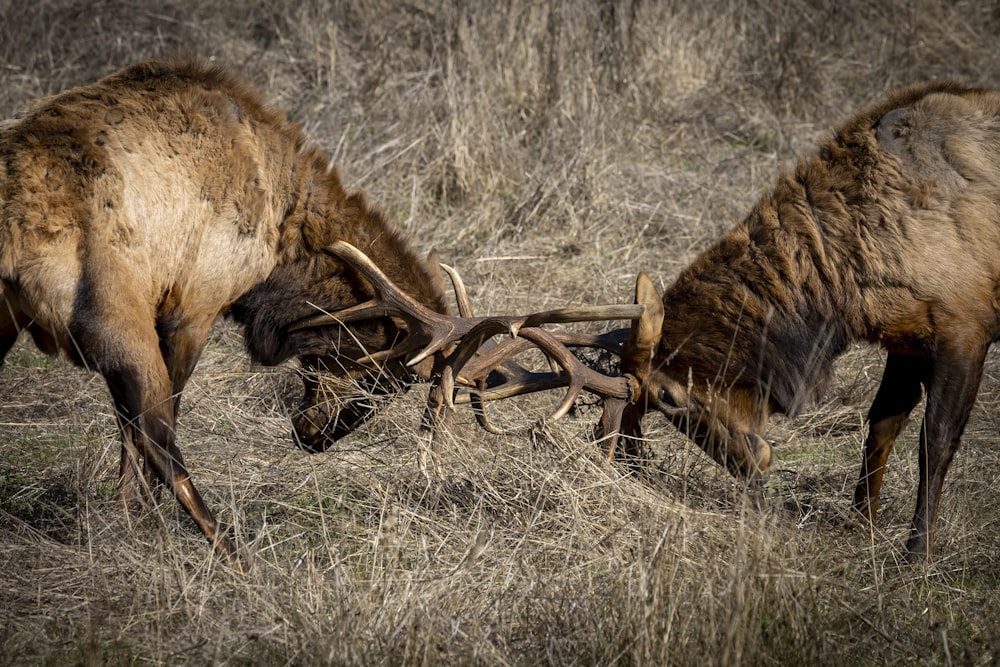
[0,59,638,570]
[600,81,1000,562]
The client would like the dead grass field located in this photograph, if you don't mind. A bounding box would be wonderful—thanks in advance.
[3,0,1000,664]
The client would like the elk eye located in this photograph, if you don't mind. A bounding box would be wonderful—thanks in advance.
[657,386,678,408]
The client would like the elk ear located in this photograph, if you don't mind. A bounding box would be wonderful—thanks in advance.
[424,249,453,316]
[623,271,664,382]
[425,249,445,290]
[632,271,664,352]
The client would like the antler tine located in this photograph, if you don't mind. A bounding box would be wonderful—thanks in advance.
[287,299,424,365]
[440,262,475,317]
[469,390,504,434]
[288,241,472,365]
[454,366,572,403]
[288,298,392,332]
[451,328,632,394]
[517,327,625,420]
[515,305,645,335]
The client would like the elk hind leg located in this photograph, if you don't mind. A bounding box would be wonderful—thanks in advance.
[0,295,26,365]
[852,353,929,522]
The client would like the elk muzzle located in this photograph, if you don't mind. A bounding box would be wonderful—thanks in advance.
[293,356,415,452]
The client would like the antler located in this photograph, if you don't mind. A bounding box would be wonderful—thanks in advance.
[447,327,638,432]
[290,242,640,364]
[290,241,642,432]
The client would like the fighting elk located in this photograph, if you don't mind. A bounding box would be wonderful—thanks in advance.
[0,59,637,570]
[599,81,1000,562]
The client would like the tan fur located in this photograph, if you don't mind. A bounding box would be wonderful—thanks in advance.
[623,81,1000,561]
[0,59,448,568]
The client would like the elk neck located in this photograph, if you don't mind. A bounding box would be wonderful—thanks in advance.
[278,145,448,315]
[231,144,449,367]
[656,154,885,418]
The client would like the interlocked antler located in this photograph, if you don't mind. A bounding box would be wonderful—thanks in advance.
[448,327,636,434]
[289,241,641,434]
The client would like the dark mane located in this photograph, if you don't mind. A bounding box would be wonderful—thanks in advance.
[658,221,847,417]
[656,81,978,416]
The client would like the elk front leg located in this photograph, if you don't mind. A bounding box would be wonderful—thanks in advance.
[0,295,28,365]
[117,317,213,517]
[104,362,246,572]
[158,316,213,419]
[595,399,644,460]
[903,341,987,563]
[852,353,929,522]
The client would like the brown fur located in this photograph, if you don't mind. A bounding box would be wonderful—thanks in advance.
[623,80,1000,562]
[0,59,448,567]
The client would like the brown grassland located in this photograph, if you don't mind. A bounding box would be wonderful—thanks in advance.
[3,0,1000,664]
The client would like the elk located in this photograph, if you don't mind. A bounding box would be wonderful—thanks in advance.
[0,59,638,570]
[599,80,1000,563]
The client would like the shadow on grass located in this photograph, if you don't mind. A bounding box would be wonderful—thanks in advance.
[0,467,80,543]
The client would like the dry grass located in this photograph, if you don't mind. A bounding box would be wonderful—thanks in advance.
[3,0,1000,664]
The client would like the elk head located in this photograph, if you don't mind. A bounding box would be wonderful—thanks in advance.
[232,245,448,452]
[597,273,772,480]
[288,251,451,453]
[292,355,420,452]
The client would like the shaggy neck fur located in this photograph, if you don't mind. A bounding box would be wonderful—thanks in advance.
[232,152,449,366]
[215,85,448,366]
[659,196,849,418]
[656,81,972,416]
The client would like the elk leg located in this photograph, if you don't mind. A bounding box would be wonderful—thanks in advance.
[595,399,644,460]
[157,317,213,418]
[903,341,987,562]
[103,361,244,571]
[0,328,18,365]
[116,317,214,509]
[852,353,930,522]
[117,419,149,517]
[141,422,244,571]
[155,318,248,569]
[74,292,243,570]
[0,296,25,365]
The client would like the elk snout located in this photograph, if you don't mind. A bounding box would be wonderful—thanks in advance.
[292,396,382,452]
[743,431,772,481]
